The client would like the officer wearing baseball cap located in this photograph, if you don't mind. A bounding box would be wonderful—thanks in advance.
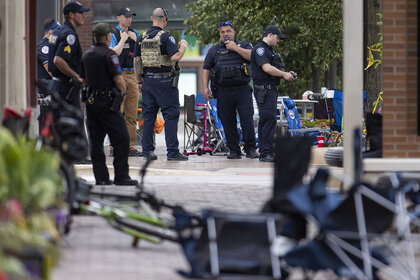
[109,7,143,157]
[48,0,90,107]
[251,25,296,162]
[81,22,138,186]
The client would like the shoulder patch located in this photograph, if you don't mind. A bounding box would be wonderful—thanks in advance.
[41,46,49,54]
[49,35,57,44]
[66,34,76,45]
[169,36,176,45]
[111,55,120,65]
[256,47,265,56]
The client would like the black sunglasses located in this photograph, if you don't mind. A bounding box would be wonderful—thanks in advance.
[220,21,232,27]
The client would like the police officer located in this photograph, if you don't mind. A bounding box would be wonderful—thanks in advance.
[133,7,188,161]
[202,21,259,160]
[36,18,59,132]
[81,23,138,186]
[48,1,89,107]
[37,18,59,81]
[251,25,296,162]
[109,7,142,157]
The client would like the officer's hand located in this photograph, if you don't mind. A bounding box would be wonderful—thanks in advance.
[224,40,237,51]
[283,72,294,81]
[179,39,188,49]
[76,76,86,85]
[120,31,129,42]
[203,87,211,101]
[128,31,137,42]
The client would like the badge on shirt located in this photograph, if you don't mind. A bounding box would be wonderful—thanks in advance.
[169,36,176,45]
[66,34,76,45]
[256,47,265,56]
[41,46,49,54]
[64,45,71,54]
[111,55,119,65]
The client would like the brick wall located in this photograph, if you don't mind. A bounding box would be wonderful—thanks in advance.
[76,0,93,52]
[382,0,419,157]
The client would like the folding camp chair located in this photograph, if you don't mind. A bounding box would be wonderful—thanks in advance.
[281,129,420,279]
[281,97,329,145]
[183,94,213,155]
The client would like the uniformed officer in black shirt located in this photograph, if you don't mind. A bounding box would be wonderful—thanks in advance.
[133,7,189,161]
[48,1,89,108]
[251,25,296,162]
[203,21,259,160]
[81,22,138,186]
[37,18,59,81]
[36,18,59,133]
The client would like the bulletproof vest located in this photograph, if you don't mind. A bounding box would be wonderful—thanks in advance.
[112,27,136,68]
[140,30,174,68]
[214,45,250,87]
[270,52,284,83]
[272,52,285,71]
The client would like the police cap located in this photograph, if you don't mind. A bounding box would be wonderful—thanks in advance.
[63,1,90,15]
[93,22,112,37]
[117,7,136,17]
[264,25,286,40]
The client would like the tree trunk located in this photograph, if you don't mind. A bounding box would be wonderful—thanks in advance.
[327,61,337,89]
[364,0,382,113]
[311,65,321,93]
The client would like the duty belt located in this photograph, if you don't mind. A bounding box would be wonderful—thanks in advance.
[144,72,172,79]
[254,84,276,90]
[52,77,70,83]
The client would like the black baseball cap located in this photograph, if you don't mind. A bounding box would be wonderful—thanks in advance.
[63,1,90,15]
[264,25,286,40]
[117,7,136,17]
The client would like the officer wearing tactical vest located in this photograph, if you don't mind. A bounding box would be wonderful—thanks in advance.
[81,22,138,186]
[109,7,142,157]
[251,25,296,162]
[202,21,259,160]
[133,7,188,161]
[48,1,89,108]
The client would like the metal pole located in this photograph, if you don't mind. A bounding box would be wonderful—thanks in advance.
[343,0,364,183]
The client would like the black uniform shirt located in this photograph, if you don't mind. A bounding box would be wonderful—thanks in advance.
[48,21,83,80]
[133,26,179,73]
[251,40,281,86]
[36,37,51,80]
[81,43,122,90]
[203,40,252,70]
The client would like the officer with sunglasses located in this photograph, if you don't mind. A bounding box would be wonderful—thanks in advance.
[251,25,296,162]
[133,7,189,161]
[202,21,259,160]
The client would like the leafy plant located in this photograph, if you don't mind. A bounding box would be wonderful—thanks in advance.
[0,127,62,213]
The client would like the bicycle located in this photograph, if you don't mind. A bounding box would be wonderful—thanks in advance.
[79,157,200,247]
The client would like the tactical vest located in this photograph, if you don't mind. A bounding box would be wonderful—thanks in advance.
[140,30,174,68]
[112,27,136,68]
[214,46,251,87]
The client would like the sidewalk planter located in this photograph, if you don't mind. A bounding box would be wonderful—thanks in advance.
[0,127,64,279]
